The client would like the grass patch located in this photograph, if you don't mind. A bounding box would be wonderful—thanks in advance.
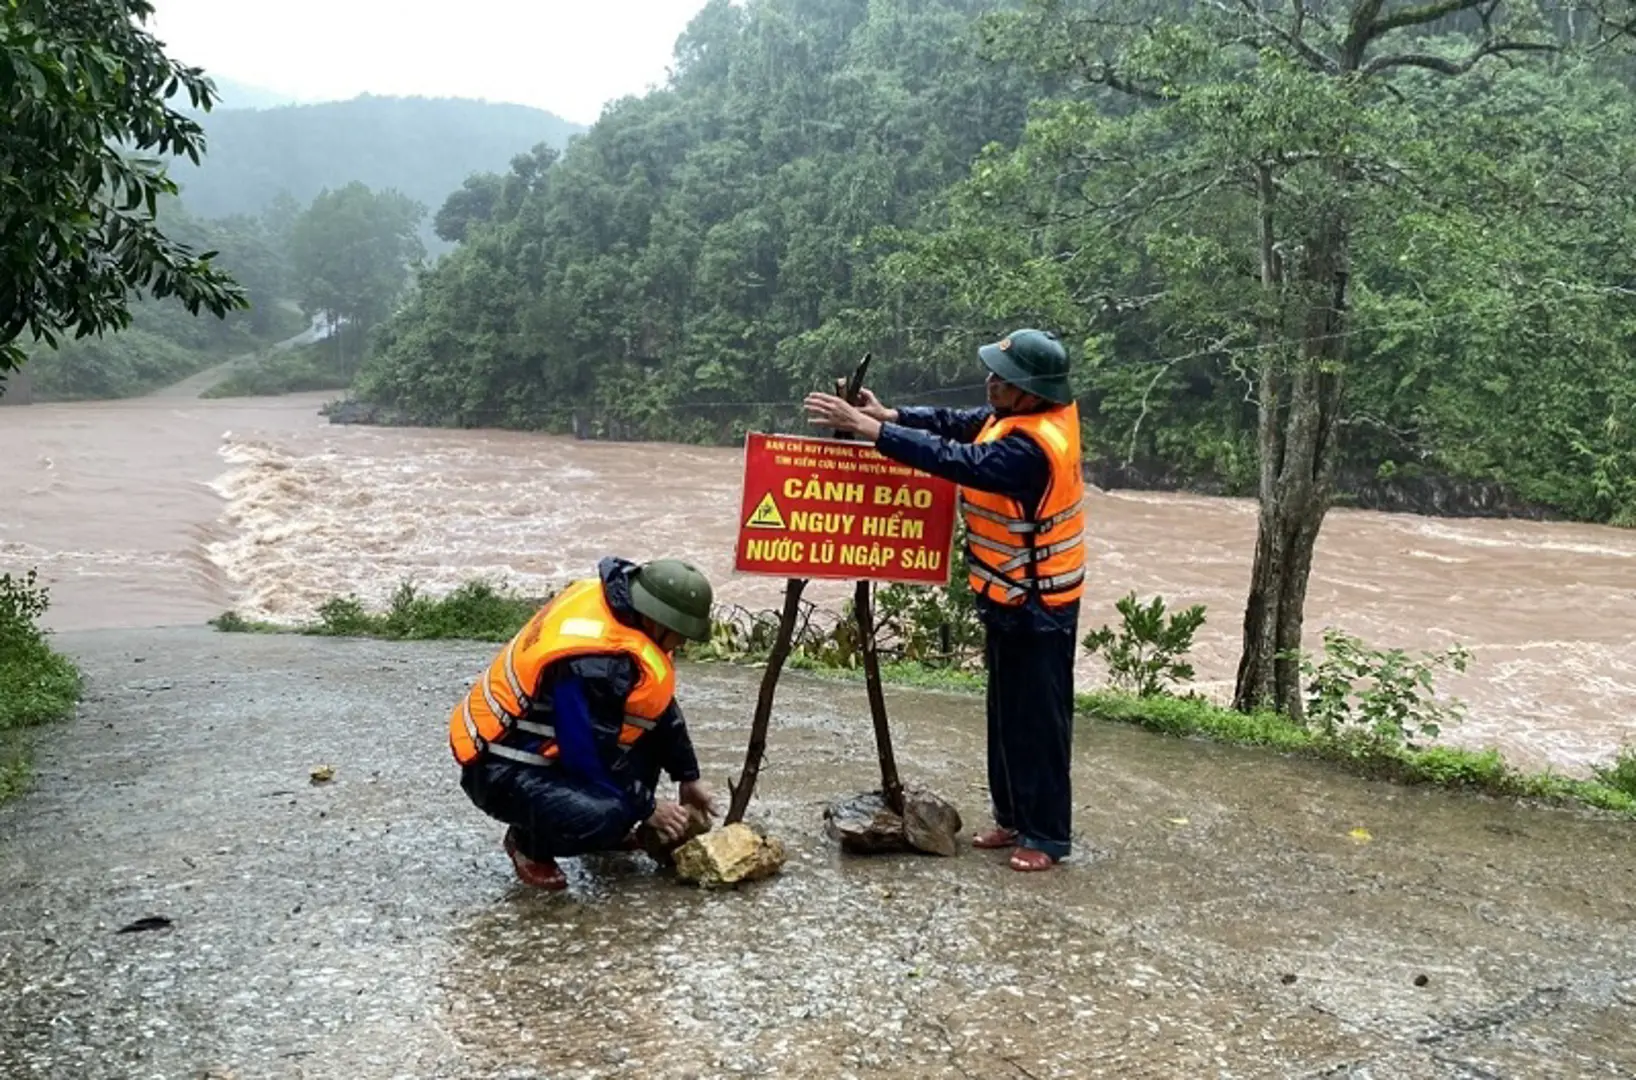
[203,336,354,399]
[1076,689,1636,818]
[1,571,84,803]
[213,580,1636,821]
[213,580,540,643]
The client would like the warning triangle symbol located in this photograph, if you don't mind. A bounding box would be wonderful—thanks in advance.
[745,491,786,530]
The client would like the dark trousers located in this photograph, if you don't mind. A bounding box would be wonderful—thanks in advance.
[984,621,1076,859]
[460,760,642,863]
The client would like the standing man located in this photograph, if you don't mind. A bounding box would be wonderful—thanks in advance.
[449,556,719,890]
[804,330,1084,872]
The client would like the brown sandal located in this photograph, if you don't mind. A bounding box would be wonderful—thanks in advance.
[1008,847,1059,872]
[972,826,1020,849]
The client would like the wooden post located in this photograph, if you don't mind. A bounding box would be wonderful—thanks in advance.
[854,578,903,814]
[832,362,904,816]
[723,353,904,823]
[725,576,808,824]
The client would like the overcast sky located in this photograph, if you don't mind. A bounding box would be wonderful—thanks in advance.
[148,0,714,125]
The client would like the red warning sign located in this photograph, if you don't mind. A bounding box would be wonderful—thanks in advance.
[733,433,958,585]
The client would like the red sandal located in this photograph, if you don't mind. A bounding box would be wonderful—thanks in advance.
[503,827,568,891]
[972,826,1020,850]
[1008,847,1059,873]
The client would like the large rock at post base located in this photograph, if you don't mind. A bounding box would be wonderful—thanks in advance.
[902,785,963,857]
[673,824,787,887]
[824,791,910,854]
[824,787,963,857]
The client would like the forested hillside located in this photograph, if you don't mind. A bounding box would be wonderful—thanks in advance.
[358,0,1050,433]
[169,95,584,248]
[26,93,580,399]
[353,0,1636,525]
[25,198,305,400]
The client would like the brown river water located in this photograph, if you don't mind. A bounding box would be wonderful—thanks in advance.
[4,389,1634,773]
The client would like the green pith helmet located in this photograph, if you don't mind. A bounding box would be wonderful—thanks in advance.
[630,559,715,642]
[977,328,1072,405]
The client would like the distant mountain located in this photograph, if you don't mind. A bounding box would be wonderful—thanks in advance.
[169,95,585,244]
[206,76,306,110]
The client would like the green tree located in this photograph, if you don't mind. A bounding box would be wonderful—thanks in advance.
[348,0,1636,550]
[24,195,306,400]
[289,182,425,373]
[0,0,245,388]
[434,173,505,244]
[356,0,1045,432]
[909,0,1635,716]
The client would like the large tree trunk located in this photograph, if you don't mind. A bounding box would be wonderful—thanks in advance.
[1233,172,1348,718]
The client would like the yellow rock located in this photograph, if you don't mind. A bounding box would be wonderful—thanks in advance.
[674,824,787,887]
[309,765,335,784]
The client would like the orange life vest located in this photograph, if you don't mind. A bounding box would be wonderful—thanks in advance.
[447,578,676,768]
[959,402,1087,607]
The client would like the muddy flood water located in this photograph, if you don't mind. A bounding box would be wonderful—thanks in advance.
[5,387,1636,1079]
[4,391,1635,772]
[1,628,1633,1080]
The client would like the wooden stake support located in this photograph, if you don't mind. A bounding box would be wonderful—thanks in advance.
[724,354,905,822]
[724,576,807,824]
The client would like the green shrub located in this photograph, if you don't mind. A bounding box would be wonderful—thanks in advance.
[0,570,83,802]
[1592,746,1636,798]
[1296,628,1471,750]
[1082,592,1208,697]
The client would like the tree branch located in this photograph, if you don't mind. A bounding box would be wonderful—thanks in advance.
[1363,39,1558,75]
[1124,333,1239,464]
[1366,0,1484,41]
[1089,65,1174,102]
[1225,0,1339,72]
[1344,0,1391,59]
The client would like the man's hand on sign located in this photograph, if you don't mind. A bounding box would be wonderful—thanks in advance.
[804,392,883,441]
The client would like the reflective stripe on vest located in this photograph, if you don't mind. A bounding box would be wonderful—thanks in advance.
[447,579,676,767]
[957,402,1087,607]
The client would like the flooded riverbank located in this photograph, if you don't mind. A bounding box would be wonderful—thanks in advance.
[4,391,1635,770]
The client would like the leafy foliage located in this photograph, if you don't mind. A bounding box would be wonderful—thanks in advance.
[213,580,544,643]
[873,575,984,670]
[201,334,356,399]
[354,0,1045,433]
[1082,592,1208,697]
[347,0,1635,533]
[1296,628,1471,750]
[24,196,306,399]
[0,570,83,801]
[289,182,426,369]
[0,0,247,384]
[1592,746,1636,799]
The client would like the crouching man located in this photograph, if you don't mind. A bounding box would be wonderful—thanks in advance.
[449,557,718,889]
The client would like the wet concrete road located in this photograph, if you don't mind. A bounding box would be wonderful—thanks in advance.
[1,629,1633,1079]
